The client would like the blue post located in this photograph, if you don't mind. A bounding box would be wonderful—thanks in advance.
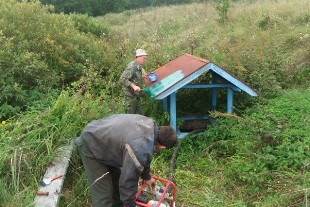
[227,88,234,113]
[212,88,218,112]
[212,74,218,112]
[170,92,177,131]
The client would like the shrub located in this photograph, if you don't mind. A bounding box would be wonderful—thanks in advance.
[0,0,112,118]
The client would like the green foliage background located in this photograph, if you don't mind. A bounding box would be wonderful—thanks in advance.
[0,0,309,206]
[39,0,194,16]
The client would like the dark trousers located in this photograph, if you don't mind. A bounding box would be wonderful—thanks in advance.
[74,136,123,207]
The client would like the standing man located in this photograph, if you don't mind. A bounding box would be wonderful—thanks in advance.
[120,49,148,114]
[74,114,178,207]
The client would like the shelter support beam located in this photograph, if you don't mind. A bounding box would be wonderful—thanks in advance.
[212,73,218,112]
[227,88,234,113]
[170,91,177,132]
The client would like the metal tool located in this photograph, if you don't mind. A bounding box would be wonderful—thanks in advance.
[40,174,63,187]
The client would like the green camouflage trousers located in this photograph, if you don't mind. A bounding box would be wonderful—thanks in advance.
[124,95,142,114]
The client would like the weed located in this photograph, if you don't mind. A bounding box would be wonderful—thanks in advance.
[258,15,270,30]
[215,0,230,23]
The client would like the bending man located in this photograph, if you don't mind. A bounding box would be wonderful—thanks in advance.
[74,114,177,207]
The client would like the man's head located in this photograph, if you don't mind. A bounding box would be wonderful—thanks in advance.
[157,126,177,149]
[136,49,147,65]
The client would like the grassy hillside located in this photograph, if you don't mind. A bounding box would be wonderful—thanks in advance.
[97,0,309,116]
[0,0,309,206]
[99,0,309,91]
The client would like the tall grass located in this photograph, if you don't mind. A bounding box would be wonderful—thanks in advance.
[0,89,124,206]
[100,0,309,98]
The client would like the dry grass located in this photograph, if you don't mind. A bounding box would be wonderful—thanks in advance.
[98,0,309,69]
[100,0,309,35]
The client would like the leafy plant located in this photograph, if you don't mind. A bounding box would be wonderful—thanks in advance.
[258,15,271,30]
[215,0,230,23]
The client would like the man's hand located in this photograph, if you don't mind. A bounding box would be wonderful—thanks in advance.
[145,177,156,191]
[131,84,142,92]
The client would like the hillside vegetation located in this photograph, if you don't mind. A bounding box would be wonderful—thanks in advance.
[0,0,309,206]
[39,0,193,16]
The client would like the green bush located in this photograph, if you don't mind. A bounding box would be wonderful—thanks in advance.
[170,89,309,206]
[69,14,110,37]
[0,0,113,118]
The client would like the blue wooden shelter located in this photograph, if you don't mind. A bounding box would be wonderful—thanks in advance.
[143,54,258,138]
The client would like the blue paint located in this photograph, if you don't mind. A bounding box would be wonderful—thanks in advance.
[144,70,184,98]
[149,72,158,82]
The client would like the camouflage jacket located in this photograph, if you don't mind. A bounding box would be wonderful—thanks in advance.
[119,60,143,97]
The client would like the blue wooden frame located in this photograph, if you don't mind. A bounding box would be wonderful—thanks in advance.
[150,62,258,138]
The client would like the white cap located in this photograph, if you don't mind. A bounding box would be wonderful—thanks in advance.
[136,49,147,57]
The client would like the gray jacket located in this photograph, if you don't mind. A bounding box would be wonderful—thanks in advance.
[81,114,159,205]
